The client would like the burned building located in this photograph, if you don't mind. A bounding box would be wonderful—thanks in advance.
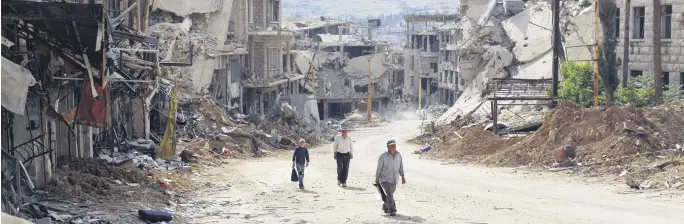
[403,13,460,108]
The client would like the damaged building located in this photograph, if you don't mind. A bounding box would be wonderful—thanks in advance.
[437,21,465,106]
[1,0,170,193]
[285,17,394,120]
[403,13,460,108]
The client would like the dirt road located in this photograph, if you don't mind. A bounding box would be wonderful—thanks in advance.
[179,118,684,224]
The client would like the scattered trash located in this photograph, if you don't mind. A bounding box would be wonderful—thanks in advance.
[420,146,432,153]
[655,161,680,170]
[553,145,577,167]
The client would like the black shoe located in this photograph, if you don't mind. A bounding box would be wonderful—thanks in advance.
[299,184,304,189]
[390,212,396,216]
[383,208,389,213]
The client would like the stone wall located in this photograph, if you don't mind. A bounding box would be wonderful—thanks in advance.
[253,42,265,77]
[616,0,684,85]
[253,0,266,28]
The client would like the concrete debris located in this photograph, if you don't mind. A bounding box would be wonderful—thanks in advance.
[156,0,222,17]
[424,104,450,118]
[502,2,553,63]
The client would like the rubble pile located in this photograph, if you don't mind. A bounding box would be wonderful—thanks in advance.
[339,110,387,128]
[418,101,684,189]
[487,101,684,167]
[424,104,450,118]
[47,158,157,200]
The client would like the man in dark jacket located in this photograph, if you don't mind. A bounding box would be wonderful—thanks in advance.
[292,138,310,189]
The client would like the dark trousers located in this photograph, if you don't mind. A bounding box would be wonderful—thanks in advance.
[336,152,351,184]
[380,182,397,212]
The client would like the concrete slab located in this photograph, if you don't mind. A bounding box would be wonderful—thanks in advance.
[502,2,553,63]
[343,53,387,79]
[157,0,222,17]
[564,8,595,62]
[503,0,525,15]
[464,0,494,22]
[515,51,553,79]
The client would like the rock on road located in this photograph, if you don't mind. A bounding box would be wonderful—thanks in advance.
[181,118,684,224]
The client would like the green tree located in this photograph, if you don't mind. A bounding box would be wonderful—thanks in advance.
[598,0,620,106]
[615,74,655,107]
[557,61,603,107]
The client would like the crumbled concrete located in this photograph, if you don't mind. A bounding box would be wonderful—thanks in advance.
[564,7,595,62]
[156,0,222,17]
[503,0,525,15]
[502,2,553,63]
[343,54,387,79]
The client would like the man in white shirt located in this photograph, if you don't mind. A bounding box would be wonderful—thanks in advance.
[333,129,354,187]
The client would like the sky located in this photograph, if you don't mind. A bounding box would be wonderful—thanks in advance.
[283,0,462,18]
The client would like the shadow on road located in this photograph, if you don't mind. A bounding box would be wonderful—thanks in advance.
[342,186,367,191]
[301,189,318,194]
[383,214,427,223]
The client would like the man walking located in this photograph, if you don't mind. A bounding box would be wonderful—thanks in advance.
[375,139,405,216]
[333,129,353,187]
[292,139,310,189]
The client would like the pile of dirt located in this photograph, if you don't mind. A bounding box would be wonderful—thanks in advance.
[47,158,154,201]
[485,101,684,167]
[424,126,521,161]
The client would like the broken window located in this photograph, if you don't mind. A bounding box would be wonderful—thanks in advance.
[410,76,415,87]
[633,7,645,39]
[248,0,253,24]
[450,72,454,84]
[613,9,620,38]
[630,70,643,77]
[430,63,437,73]
[270,0,280,23]
[663,72,670,90]
[680,73,684,89]
[662,5,672,39]
[231,59,240,83]
[344,79,351,87]
[267,47,279,76]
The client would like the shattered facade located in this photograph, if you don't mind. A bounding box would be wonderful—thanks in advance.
[285,17,393,120]
[1,0,166,193]
[403,13,460,108]
[437,22,464,106]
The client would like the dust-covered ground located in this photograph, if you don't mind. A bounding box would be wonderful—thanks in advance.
[177,116,684,224]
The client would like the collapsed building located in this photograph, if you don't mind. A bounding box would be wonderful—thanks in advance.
[285,17,395,120]
[0,1,337,216]
[403,13,461,108]
[1,0,170,191]
[433,0,566,133]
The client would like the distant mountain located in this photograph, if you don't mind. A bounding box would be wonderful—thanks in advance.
[283,0,461,18]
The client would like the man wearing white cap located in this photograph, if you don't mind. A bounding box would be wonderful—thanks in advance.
[375,139,405,216]
[333,128,354,187]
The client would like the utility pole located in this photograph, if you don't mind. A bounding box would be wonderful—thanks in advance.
[653,0,663,103]
[367,56,373,122]
[622,0,631,88]
[593,0,600,107]
[418,54,422,111]
[551,0,560,104]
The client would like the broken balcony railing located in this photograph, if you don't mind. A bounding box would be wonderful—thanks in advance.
[486,78,555,135]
